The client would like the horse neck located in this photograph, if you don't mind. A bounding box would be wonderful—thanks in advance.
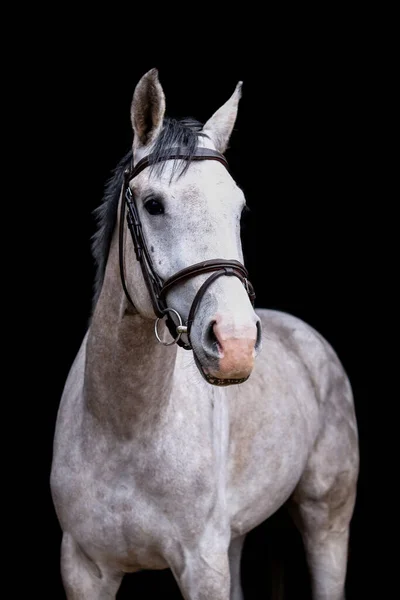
[84,229,177,436]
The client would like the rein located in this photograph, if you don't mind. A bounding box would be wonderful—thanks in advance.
[119,147,255,350]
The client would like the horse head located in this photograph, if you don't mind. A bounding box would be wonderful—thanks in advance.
[123,68,261,385]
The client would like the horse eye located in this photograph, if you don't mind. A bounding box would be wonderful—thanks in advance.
[144,198,164,215]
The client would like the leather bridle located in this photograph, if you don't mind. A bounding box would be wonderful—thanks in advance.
[119,146,256,350]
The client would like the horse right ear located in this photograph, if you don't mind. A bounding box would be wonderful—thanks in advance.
[202,82,242,153]
[131,68,166,147]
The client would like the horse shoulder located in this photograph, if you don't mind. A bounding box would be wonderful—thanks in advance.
[256,308,353,405]
[256,307,359,493]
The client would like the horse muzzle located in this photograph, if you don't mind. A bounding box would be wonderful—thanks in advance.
[193,313,261,386]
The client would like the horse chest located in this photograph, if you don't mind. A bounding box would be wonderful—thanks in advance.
[57,432,220,569]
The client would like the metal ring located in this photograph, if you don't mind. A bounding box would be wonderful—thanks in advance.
[154,308,185,346]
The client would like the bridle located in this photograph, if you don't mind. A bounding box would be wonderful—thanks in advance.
[119,146,256,350]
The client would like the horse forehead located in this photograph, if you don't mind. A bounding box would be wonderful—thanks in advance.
[134,162,238,203]
[182,163,237,193]
[173,175,236,205]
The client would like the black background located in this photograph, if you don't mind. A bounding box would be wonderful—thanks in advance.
[19,18,375,599]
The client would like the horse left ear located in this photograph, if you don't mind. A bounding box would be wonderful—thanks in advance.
[131,68,166,147]
[202,82,242,153]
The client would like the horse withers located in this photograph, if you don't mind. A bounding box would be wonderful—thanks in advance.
[51,69,359,599]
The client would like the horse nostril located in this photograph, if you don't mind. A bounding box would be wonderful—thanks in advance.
[204,320,222,356]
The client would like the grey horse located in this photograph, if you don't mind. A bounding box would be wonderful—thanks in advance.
[51,68,359,599]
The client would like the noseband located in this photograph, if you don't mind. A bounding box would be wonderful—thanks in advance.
[119,147,256,350]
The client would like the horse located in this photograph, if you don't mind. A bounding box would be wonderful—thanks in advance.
[50,68,359,599]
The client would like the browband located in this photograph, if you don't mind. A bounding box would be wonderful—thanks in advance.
[126,147,229,181]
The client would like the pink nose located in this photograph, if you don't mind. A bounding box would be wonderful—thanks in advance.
[210,315,258,380]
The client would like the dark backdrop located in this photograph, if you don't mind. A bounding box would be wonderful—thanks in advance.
[23,30,372,599]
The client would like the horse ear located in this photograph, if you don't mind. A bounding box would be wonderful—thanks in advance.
[202,82,242,153]
[131,68,166,147]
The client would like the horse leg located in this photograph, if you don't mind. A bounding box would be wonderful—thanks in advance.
[169,537,231,600]
[228,535,245,600]
[289,420,358,599]
[289,498,353,600]
[61,533,123,599]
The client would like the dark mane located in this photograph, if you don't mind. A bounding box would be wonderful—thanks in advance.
[91,117,205,309]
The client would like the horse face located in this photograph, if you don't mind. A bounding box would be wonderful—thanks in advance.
[126,69,261,385]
